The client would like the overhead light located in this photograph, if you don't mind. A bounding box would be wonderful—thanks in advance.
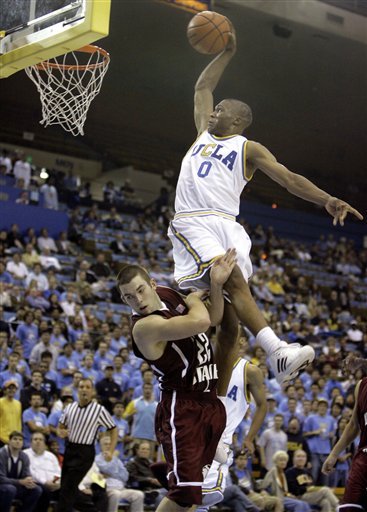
[40,168,49,179]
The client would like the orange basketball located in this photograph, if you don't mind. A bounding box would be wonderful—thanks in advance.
[187,11,232,55]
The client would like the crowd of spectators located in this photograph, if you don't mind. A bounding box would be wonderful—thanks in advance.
[1,154,367,510]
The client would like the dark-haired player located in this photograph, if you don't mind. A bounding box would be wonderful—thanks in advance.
[117,251,236,512]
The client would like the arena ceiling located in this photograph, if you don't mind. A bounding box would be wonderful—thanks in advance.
[0,0,366,214]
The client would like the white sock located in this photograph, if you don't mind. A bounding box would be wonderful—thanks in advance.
[256,326,283,355]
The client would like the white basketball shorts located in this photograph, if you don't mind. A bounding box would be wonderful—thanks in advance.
[168,212,253,290]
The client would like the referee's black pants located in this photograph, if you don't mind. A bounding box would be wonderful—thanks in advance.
[57,442,95,512]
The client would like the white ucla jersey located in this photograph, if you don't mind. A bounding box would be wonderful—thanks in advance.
[175,131,252,217]
[222,358,250,445]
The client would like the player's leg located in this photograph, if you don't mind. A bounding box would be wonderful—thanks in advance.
[224,265,315,384]
[215,302,239,397]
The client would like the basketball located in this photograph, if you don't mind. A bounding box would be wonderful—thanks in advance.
[187,11,232,55]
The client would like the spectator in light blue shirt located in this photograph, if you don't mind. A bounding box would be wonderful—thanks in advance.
[111,355,130,395]
[15,311,39,359]
[324,368,345,399]
[132,368,160,402]
[123,383,158,456]
[93,340,114,371]
[278,384,298,412]
[282,398,304,429]
[259,394,278,435]
[99,401,131,461]
[95,434,144,512]
[81,353,100,384]
[56,342,80,388]
[49,323,68,350]
[128,361,150,389]
[0,261,14,285]
[328,416,353,488]
[72,338,87,366]
[0,352,23,399]
[47,390,73,455]
[303,398,335,486]
[22,391,49,448]
[109,326,128,353]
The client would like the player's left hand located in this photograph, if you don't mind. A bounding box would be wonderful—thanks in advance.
[325,197,363,226]
[242,437,255,455]
[210,248,237,287]
[321,454,337,475]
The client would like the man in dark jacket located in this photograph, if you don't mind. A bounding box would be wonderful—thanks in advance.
[286,449,339,511]
[96,365,122,414]
[0,431,42,512]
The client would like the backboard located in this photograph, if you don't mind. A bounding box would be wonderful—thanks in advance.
[0,0,111,78]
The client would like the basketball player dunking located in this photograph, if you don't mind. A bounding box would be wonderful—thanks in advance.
[168,30,363,385]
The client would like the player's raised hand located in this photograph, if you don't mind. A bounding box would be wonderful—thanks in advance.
[225,28,236,53]
[210,248,237,287]
[321,454,337,475]
[242,436,255,455]
[325,197,363,226]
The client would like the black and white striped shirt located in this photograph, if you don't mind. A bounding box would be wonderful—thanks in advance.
[60,400,115,445]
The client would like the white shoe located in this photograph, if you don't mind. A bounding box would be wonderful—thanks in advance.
[270,345,315,384]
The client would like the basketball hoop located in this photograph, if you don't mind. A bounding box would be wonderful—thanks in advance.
[25,45,110,136]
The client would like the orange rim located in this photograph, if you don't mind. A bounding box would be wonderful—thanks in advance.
[34,45,110,71]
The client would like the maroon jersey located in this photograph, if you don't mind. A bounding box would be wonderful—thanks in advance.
[340,378,367,509]
[131,286,218,393]
[357,377,367,450]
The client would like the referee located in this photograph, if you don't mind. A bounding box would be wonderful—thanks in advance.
[56,377,117,512]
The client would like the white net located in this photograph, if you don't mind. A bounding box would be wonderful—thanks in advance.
[25,45,110,136]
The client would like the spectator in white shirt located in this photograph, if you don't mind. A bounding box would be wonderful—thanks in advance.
[24,432,61,512]
[40,179,59,210]
[258,414,288,471]
[6,252,29,281]
[39,248,61,271]
[60,292,77,317]
[346,321,363,344]
[13,153,32,188]
[37,228,58,253]
[29,331,59,371]
[25,263,49,291]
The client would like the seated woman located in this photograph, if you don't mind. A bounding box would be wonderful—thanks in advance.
[259,450,311,512]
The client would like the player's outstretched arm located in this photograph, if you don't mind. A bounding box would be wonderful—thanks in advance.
[322,380,360,475]
[194,31,236,135]
[243,364,267,454]
[247,141,363,225]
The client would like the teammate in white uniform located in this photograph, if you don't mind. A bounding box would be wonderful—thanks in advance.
[199,357,266,510]
[168,30,363,385]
